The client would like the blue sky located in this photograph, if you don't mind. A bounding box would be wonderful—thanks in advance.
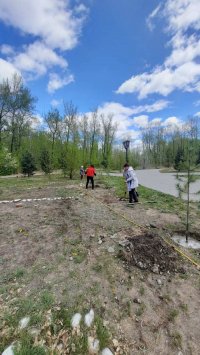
[0,0,200,145]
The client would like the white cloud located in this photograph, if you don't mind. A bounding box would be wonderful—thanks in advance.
[165,34,200,67]
[29,114,44,129]
[194,111,200,117]
[163,0,200,33]
[131,100,170,114]
[0,58,20,82]
[0,0,88,51]
[132,115,149,128]
[150,118,162,126]
[162,116,182,127]
[11,41,68,79]
[146,4,161,31]
[47,72,74,93]
[0,0,88,89]
[117,0,200,99]
[117,61,200,98]
[97,102,140,140]
[0,44,15,55]
[51,99,62,107]
[96,100,171,138]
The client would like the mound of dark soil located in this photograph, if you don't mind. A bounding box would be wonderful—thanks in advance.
[118,232,182,273]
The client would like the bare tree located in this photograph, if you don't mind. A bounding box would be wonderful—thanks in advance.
[0,79,10,145]
[45,108,61,160]
[80,114,90,163]
[101,113,117,168]
[5,74,36,153]
[63,101,78,147]
[89,110,100,163]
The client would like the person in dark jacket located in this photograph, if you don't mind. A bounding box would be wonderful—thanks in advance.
[85,164,96,189]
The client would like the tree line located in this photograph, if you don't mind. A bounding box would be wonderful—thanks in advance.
[0,74,200,177]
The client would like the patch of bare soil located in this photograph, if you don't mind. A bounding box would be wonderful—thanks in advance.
[0,184,200,355]
[118,232,183,273]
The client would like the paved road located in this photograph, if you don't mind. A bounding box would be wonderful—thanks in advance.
[108,169,200,201]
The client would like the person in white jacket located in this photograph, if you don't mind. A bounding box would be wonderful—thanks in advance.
[123,163,139,203]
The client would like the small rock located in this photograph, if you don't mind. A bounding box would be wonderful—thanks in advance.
[152,264,159,273]
[98,239,103,245]
[133,298,142,304]
[118,240,130,247]
[137,261,145,269]
[57,343,64,351]
[69,257,73,261]
[157,279,162,286]
[150,223,157,228]
[71,313,82,328]
[85,309,94,327]
[19,316,30,329]
[108,247,115,253]
[101,348,113,355]
[16,204,23,208]
[112,339,119,348]
[29,327,40,337]
[2,345,14,355]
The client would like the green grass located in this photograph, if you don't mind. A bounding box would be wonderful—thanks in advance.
[98,175,187,213]
[95,315,110,350]
[168,308,179,322]
[135,303,146,317]
[14,333,47,355]
[170,331,182,348]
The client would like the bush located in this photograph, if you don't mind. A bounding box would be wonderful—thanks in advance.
[0,147,18,175]
[40,148,52,174]
[21,151,36,176]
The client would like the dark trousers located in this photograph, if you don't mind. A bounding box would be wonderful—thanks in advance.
[86,176,94,189]
[129,188,138,202]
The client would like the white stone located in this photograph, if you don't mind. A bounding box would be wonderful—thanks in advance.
[19,316,30,329]
[71,313,82,328]
[108,247,115,253]
[85,309,94,327]
[2,345,14,355]
[101,348,113,355]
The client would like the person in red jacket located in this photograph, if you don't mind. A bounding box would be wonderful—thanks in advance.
[85,164,96,189]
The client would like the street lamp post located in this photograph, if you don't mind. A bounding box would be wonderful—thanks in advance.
[123,140,130,163]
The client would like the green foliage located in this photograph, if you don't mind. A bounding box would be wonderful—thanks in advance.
[40,148,52,174]
[174,147,184,171]
[175,145,200,235]
[20,151,36,176]
[0,147,18,175]
[59,150,68,177]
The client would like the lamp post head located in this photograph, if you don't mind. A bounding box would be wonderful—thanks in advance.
[123,140,130,150]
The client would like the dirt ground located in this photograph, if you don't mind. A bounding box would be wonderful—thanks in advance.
[0,180,200,354]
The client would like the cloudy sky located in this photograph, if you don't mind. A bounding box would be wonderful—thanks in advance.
[0,0,200,143]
